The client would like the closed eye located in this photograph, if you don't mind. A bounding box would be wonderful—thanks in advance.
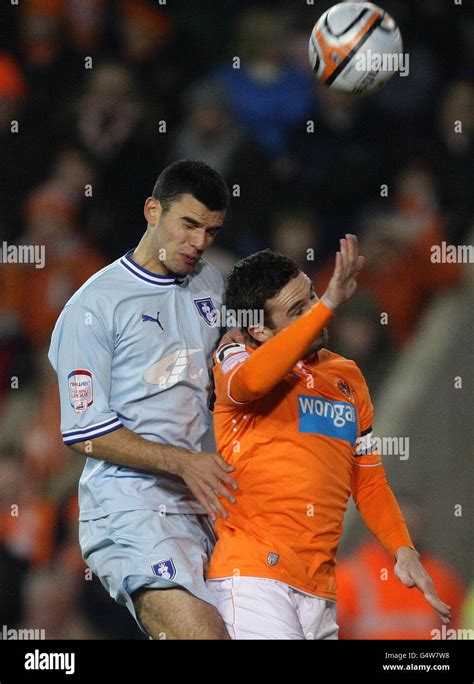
[183,221,220,237]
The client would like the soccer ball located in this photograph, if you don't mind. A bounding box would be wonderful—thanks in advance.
[308,2,403,95]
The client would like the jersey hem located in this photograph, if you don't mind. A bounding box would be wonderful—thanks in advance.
[78,503,208,521]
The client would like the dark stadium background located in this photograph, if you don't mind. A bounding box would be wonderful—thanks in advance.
[0,0,472,640]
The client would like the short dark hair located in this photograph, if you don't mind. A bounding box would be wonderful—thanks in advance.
[225,249,300,330]
[152,160,230,212]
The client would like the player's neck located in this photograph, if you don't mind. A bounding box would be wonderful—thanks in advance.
[302,351,320,365]
[132,235,169,275]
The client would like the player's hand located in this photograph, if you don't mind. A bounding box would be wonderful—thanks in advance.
[221,327,257,350]
[219,328,246,347]
[175,451,238,521]
[321,234,365,312]
[394,547,452,624]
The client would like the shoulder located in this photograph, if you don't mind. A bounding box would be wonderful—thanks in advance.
[320,349,365,382]
[320,350,371,404]
[66,259,128,310]
[214,341,251,364]
[213,342,252,381]
[55,259,129,333]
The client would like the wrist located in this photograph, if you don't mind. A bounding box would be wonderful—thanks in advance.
[163,447,188,478]
[395,545,418,561]
[320,294,338,313]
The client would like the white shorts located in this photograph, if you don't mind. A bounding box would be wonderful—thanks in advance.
[206,576,339,640]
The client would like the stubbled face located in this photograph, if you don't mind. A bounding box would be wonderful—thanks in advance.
[147,193,225,275]
[264,271,329,357]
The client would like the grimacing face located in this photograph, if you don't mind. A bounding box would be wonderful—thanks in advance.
[145,193,226,275]
[256,271,329,357]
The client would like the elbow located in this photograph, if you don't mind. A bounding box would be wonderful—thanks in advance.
[236,375,269,401]
[244,376,267,398]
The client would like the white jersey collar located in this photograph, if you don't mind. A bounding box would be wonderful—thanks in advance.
[120,249,187,287]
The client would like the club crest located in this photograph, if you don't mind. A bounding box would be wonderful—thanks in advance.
[151,558,176,580]
[337,379,354,400]
[194,297,218,327]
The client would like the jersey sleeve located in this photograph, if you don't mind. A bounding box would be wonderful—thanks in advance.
[214,301,334,404]
[48,302,123,445]
[213,342,252,406]
[351,368,414,555]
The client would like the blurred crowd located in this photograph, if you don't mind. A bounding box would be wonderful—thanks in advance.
[0,0,472,638]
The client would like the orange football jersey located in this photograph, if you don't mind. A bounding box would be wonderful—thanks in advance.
[207,333,412,599]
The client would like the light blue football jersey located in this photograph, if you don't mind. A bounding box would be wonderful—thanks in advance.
[48,250,224,519]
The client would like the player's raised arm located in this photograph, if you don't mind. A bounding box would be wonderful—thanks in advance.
[228,234,365,402]
[321,233,365,311]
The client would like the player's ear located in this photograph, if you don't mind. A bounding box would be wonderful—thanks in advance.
[248,325,270,344]
[144,197,163,226]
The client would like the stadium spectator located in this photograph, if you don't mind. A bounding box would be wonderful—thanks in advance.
[1,182,105,349]
[279,86,384,242]
[0,455,56,568]
[116,0,192,124]
[64,0,107,53]
[315,160,466,348]
[433,80,474,243]
[271,207,325,273]
[0,305,34,408]
[20,566,98,639]
[0,458,29,626]
[20,354,76,484]
[0,53,46,241]
[214,7,314,158]
[327,291,394,394]
[63,61,167,257]
[171,79,273,255]
[337,497,465,639]
[18,0,83,126]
